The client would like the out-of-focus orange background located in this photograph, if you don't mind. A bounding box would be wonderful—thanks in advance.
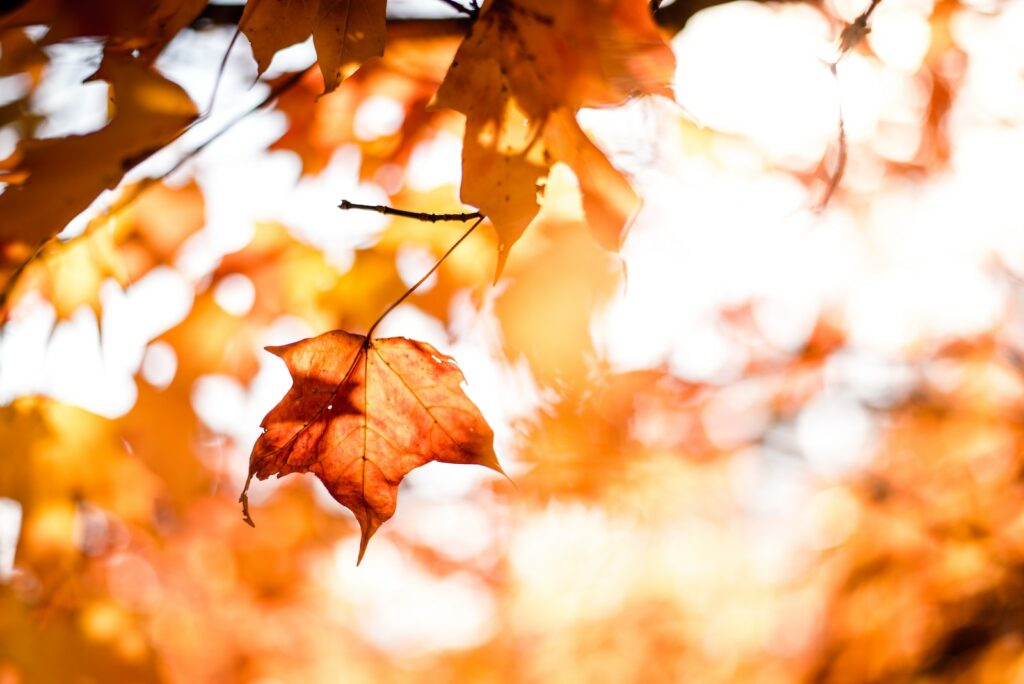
[4,0,1024,681]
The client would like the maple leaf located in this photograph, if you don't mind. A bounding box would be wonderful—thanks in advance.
[434,0,674,277]
[240,0,387,96]
[0,0,206,58]
[241,329,503,563]
[0,57,197,248]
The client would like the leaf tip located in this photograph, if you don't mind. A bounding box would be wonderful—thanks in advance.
[264,344,288,357]
[356,531,370,566]
[478,448,512,482]
[493,460,517,490]
[493,243,510,284]
[355,512,383,565]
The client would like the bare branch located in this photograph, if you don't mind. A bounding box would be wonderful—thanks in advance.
[192,0,822,35]
[816,62,847,212]
[838,0,883,58]
[339,200,482,223]
[433,0,478,19]
[817,0,883,211]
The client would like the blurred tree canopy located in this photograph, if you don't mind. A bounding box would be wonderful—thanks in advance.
[2,0,1024,682]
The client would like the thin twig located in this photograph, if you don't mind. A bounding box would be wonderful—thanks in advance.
[207,23,244,113]
[816,62,847,212]
[338,198,486,340]
[816,0,883,211]
[434,0,477,18]
[838,0,882,57]
[119,65,313,211]
[194,0,771,34]
[339,199,482,223]
[365,215,485,340]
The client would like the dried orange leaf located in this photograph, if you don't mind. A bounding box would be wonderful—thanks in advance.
[543,109,640,251]
[0,57,196,247]
[240,0,386,95]
[0,0,206,57]
[434,0,673,276]
[242,330,503,563]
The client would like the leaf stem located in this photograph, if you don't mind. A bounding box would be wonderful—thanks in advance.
[239,473,256,527]
[364,215,485,341]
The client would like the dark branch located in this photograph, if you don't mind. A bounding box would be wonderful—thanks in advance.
[838,0,883,55]
[817,0,883,210]
[193,0,823,35]
[433,0,478,19]
[339,200,482,223]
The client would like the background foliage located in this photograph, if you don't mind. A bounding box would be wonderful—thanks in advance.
[2,0,1024,681]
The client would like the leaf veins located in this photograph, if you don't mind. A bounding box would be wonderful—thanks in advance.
[241,329,503,563]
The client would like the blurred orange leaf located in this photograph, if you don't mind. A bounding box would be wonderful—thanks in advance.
[0,397,161,569]
[268,22,461,178]
[3,180,204,322]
